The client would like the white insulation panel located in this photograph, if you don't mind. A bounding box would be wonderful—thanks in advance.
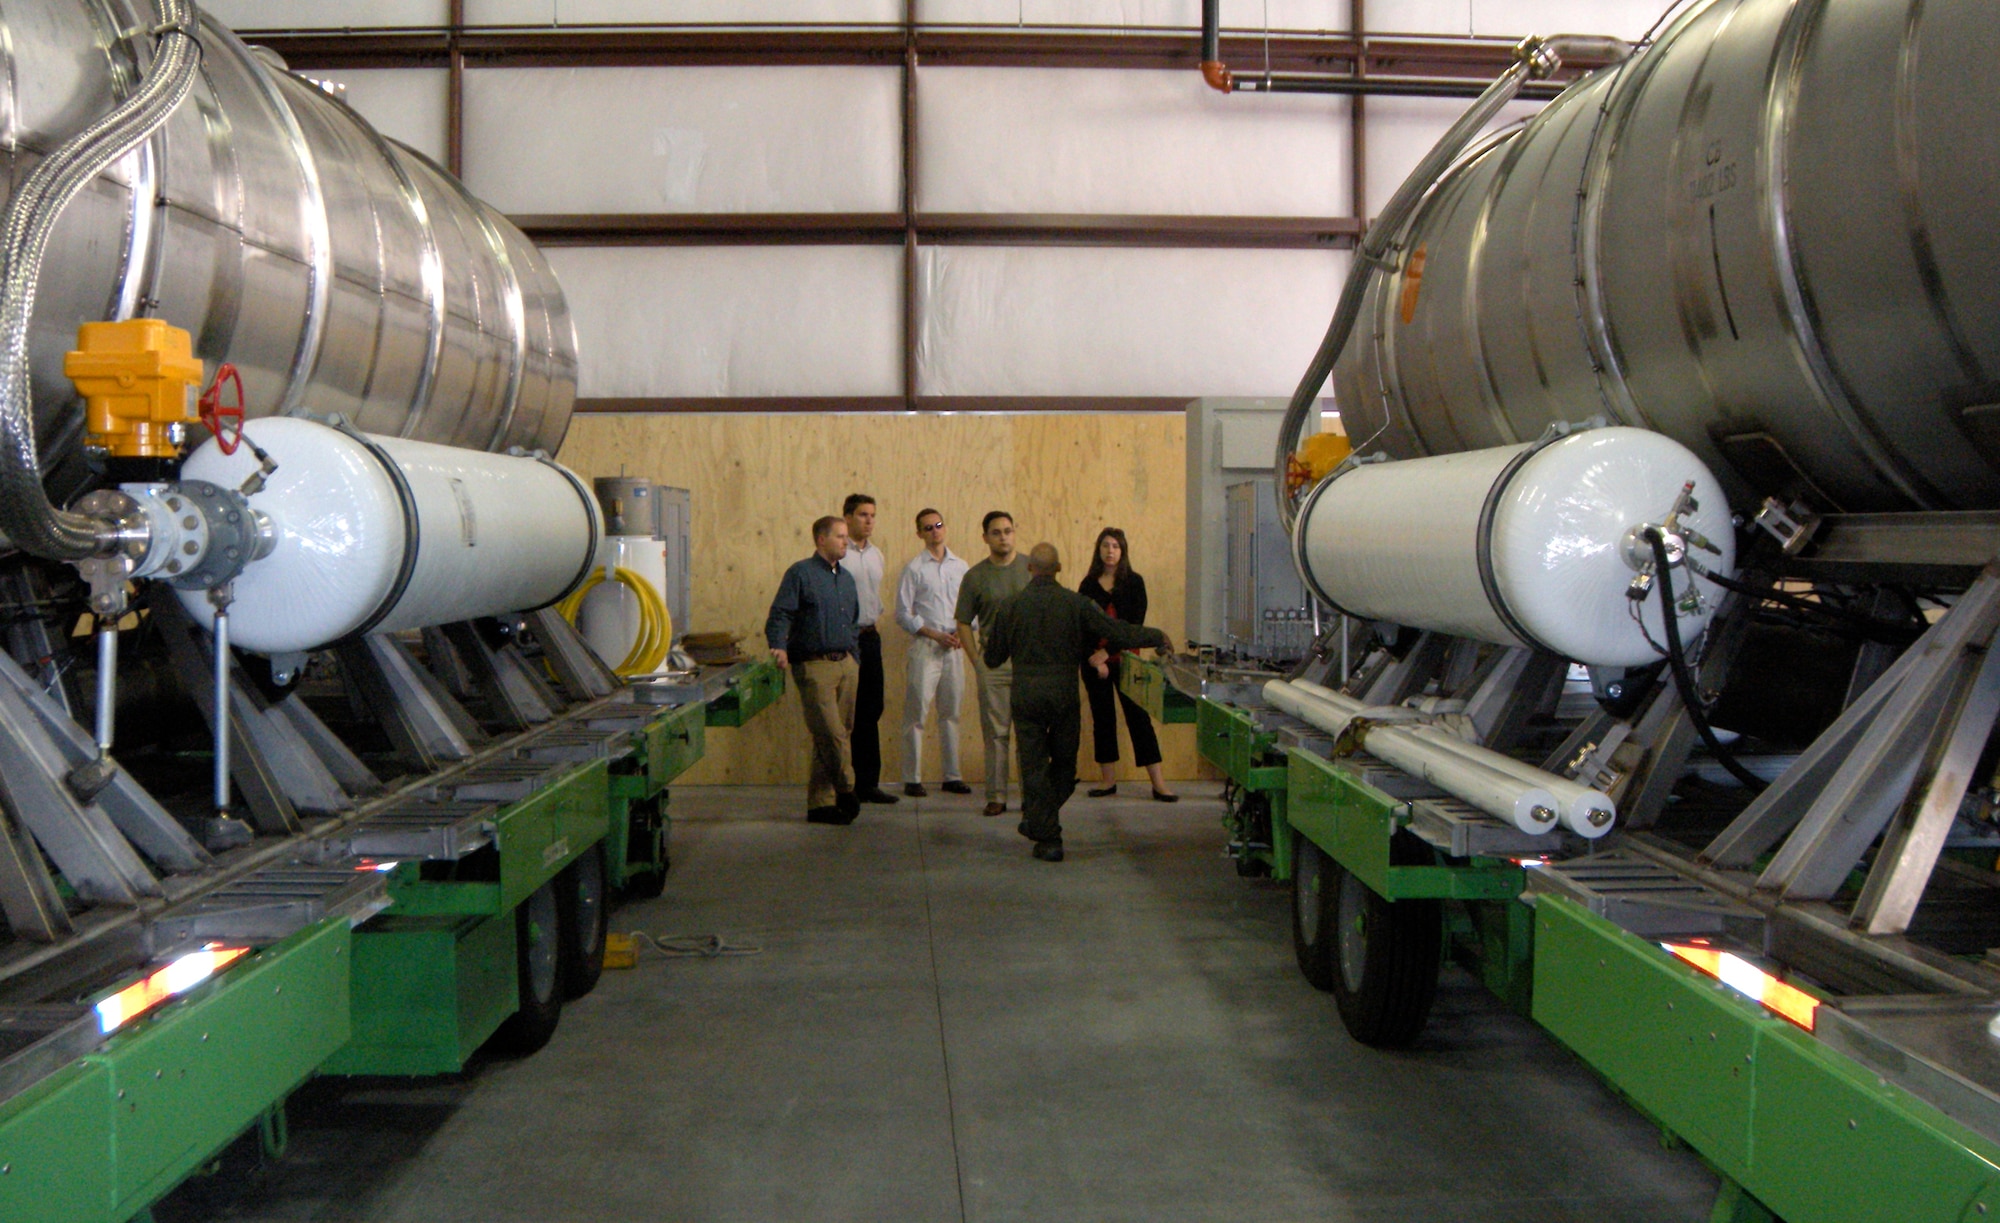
[924,1,1350,26]
[916,246,1342,397]
[1385,1,1675,38]
[306,69,449,165]
[919,69,1347,216]
[463,67,901,216]
[204,1,445,28]
[548,246,902,399]
[1365,96,1541,213]
[470,0,903,21]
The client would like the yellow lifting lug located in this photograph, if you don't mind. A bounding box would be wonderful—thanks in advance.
[64,318,205,459]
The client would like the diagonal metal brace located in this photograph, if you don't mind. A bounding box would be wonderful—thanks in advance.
[1704,570,2000,872]
[1711,570,2000,902]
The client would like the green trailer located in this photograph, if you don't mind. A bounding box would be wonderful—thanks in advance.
[0,657,783,1223]
[1136,648,2000,1223]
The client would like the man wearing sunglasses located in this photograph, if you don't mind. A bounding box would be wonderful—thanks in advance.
[895,509,971,799]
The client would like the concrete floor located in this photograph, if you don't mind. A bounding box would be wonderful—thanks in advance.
[159,785,1720,1222]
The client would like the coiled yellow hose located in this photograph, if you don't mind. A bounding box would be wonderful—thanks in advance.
[558,565,673,676]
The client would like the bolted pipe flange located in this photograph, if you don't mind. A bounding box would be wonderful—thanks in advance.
[159,479,260,591]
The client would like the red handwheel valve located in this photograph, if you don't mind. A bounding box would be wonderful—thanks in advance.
[198,363,244,455]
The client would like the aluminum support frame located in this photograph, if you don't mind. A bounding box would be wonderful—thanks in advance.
[1705,569,2000,909]
[335,635,487,773]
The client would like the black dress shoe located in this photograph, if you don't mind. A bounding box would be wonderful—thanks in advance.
[1087,785,1117,798]
[858,788,900,804]
[1031,840,1065,862]
[982,802,1006,817]
[941,779,972,795]
[836,790,861,818]
[903,782,928,798]
[806,806,845,824]
[1151,790,1179,803]
[1016,819,1035,840]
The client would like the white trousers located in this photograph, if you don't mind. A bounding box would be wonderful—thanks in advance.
[902,636,965,783]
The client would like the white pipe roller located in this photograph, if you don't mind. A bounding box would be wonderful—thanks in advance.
[1262,680,1559,835]
[176,417,601,654]
[1291,679,1616,838]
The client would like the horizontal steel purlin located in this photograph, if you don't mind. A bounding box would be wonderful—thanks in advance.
[246,26,1602,95]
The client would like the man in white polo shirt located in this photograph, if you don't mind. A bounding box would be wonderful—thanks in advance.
[838,493,897,805]
[895,508,971,798]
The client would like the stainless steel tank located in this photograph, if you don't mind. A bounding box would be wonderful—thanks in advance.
[1331,0,2000,514]
[5,0,576,471]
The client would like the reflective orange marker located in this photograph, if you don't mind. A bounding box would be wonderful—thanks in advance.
[1663,943,1820,1031]
[94,945,249,1034]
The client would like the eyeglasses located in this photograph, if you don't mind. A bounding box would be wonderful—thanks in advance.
[921,521,945,531]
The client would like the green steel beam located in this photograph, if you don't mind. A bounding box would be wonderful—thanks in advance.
[0,919,351,1223]
[1286,749,1523,902]
[493,759,611,911]
[706,659,785,727]
[1118,656,1197,725]
[1533,894,2000,1223]
[644,701,706,793]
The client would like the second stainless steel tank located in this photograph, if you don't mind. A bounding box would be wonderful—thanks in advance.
[1331,0,2000,513]
[7,1,576,471]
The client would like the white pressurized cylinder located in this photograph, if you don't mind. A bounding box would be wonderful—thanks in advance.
[1294,427,1735,668]
[1262,680,1560,835]
[176,417,600,654]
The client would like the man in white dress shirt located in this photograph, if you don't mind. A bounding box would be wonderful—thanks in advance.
[896,508,971,798]
[838,493,897,805]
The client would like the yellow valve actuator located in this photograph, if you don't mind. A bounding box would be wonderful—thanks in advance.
[64,319,205,459]
[1295,431,1353,485]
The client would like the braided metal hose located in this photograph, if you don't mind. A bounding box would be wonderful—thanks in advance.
[1271,34,1631,536]
[0,0,203,559]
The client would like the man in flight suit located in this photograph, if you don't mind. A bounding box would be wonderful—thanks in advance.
[981,542,1170,861]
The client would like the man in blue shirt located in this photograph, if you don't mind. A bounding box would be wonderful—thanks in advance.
[766,516,863,824]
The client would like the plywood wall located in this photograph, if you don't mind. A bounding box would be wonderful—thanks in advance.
[558,412,1199,788]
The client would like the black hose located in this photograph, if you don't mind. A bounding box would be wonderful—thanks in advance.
[1646,529,1767,791]
[1689,562,1921,644]
[1201,0,1219,64]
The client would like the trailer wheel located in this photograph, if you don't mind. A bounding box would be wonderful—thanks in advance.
[624,795,669,899]
[1291,834,1337,991]
[1329,833,1441,1048]
[558,843,608,999]
[490,880,564,1055]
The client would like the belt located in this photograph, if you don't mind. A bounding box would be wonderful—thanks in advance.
[796,650,851,663]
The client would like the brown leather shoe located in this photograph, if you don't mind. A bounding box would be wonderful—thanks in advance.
[982,802,1006,817]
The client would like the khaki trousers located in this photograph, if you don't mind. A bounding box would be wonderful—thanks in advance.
[968,651,1014,803]
[793,656,859,809]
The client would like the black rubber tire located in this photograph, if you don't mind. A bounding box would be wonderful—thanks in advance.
[557,843,608,1000]
[1291,834,1338,991]
[624,862,667,901]
[623,795,670,900]
[1328,831,1443,1048]
[489,880,564,1056]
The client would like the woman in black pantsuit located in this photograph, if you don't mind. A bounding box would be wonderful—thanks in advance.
[1079,527,1177,802]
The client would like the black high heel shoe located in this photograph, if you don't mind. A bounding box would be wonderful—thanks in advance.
[1151,790,1179,803]
[1087,784,1117,797]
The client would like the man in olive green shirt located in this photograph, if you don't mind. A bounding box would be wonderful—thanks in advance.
[954,511,1032,816]
[982,543,1169,861]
